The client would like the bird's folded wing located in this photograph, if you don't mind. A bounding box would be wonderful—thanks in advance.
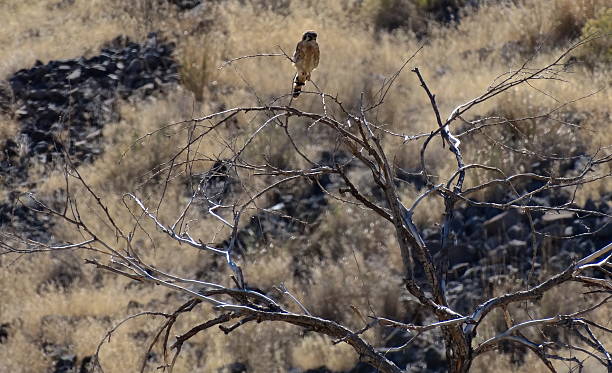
[293,43,305,65]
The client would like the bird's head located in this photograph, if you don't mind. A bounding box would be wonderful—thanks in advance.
[302,31,317,41]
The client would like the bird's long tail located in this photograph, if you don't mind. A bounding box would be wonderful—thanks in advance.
[292,73,307,98]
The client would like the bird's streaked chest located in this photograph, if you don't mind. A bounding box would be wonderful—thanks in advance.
[296,41,319,71]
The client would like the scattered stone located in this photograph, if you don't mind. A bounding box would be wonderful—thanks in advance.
[3,32,178,185]
[424,346,446,371]
[483,210,521,236]
[218,362,247,373]
[53,353,76,373]
[38,256,83,291]
[508,239,527,248]
[214,152,350,254]
[168,0,202,10]
[79,356,93,373]
[0,32,179,240]
[0,323,9,344]
[542,211,575,222]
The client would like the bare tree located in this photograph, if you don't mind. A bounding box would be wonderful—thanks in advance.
[2,38,611,373]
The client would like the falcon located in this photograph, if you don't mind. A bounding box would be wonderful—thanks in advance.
[292,31,319,98]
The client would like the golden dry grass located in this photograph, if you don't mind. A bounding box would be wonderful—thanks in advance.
[0,0,610,372]
[471,282,612,373]
[0,116,19,143]
[0,1,133,78]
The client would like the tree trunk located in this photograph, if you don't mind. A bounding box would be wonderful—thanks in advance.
[444,326,472,373]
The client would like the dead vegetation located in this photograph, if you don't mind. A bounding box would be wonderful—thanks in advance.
[0,1,611,372]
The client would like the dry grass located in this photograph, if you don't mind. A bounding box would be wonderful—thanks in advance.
[0,1,137,79]
[578,6,612,67]
[291,334,357,371]
[0,116,19,143]
[471,281,612,373]
[0,0,610,372]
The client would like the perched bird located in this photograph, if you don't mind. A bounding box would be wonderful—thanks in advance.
[292,31,319,98]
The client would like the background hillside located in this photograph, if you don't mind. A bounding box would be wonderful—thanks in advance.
[0,0,610,372]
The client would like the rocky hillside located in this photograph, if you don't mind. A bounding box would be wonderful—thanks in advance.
[0,1,610,372]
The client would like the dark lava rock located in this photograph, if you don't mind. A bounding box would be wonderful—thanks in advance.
[0,194,53,242]
[0,323,9,344]
[411,180,612,315]
[168,0,202,10]
[424,346,446,371]
[208,152,351,255]
[79,356,93,373]
[303,368,333,373]
[53,353,76,373]
[0,32,179,240]
[38,255,83,291]
[482,210,522,236]
[3,32,178,184]
[218,362,248,373]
